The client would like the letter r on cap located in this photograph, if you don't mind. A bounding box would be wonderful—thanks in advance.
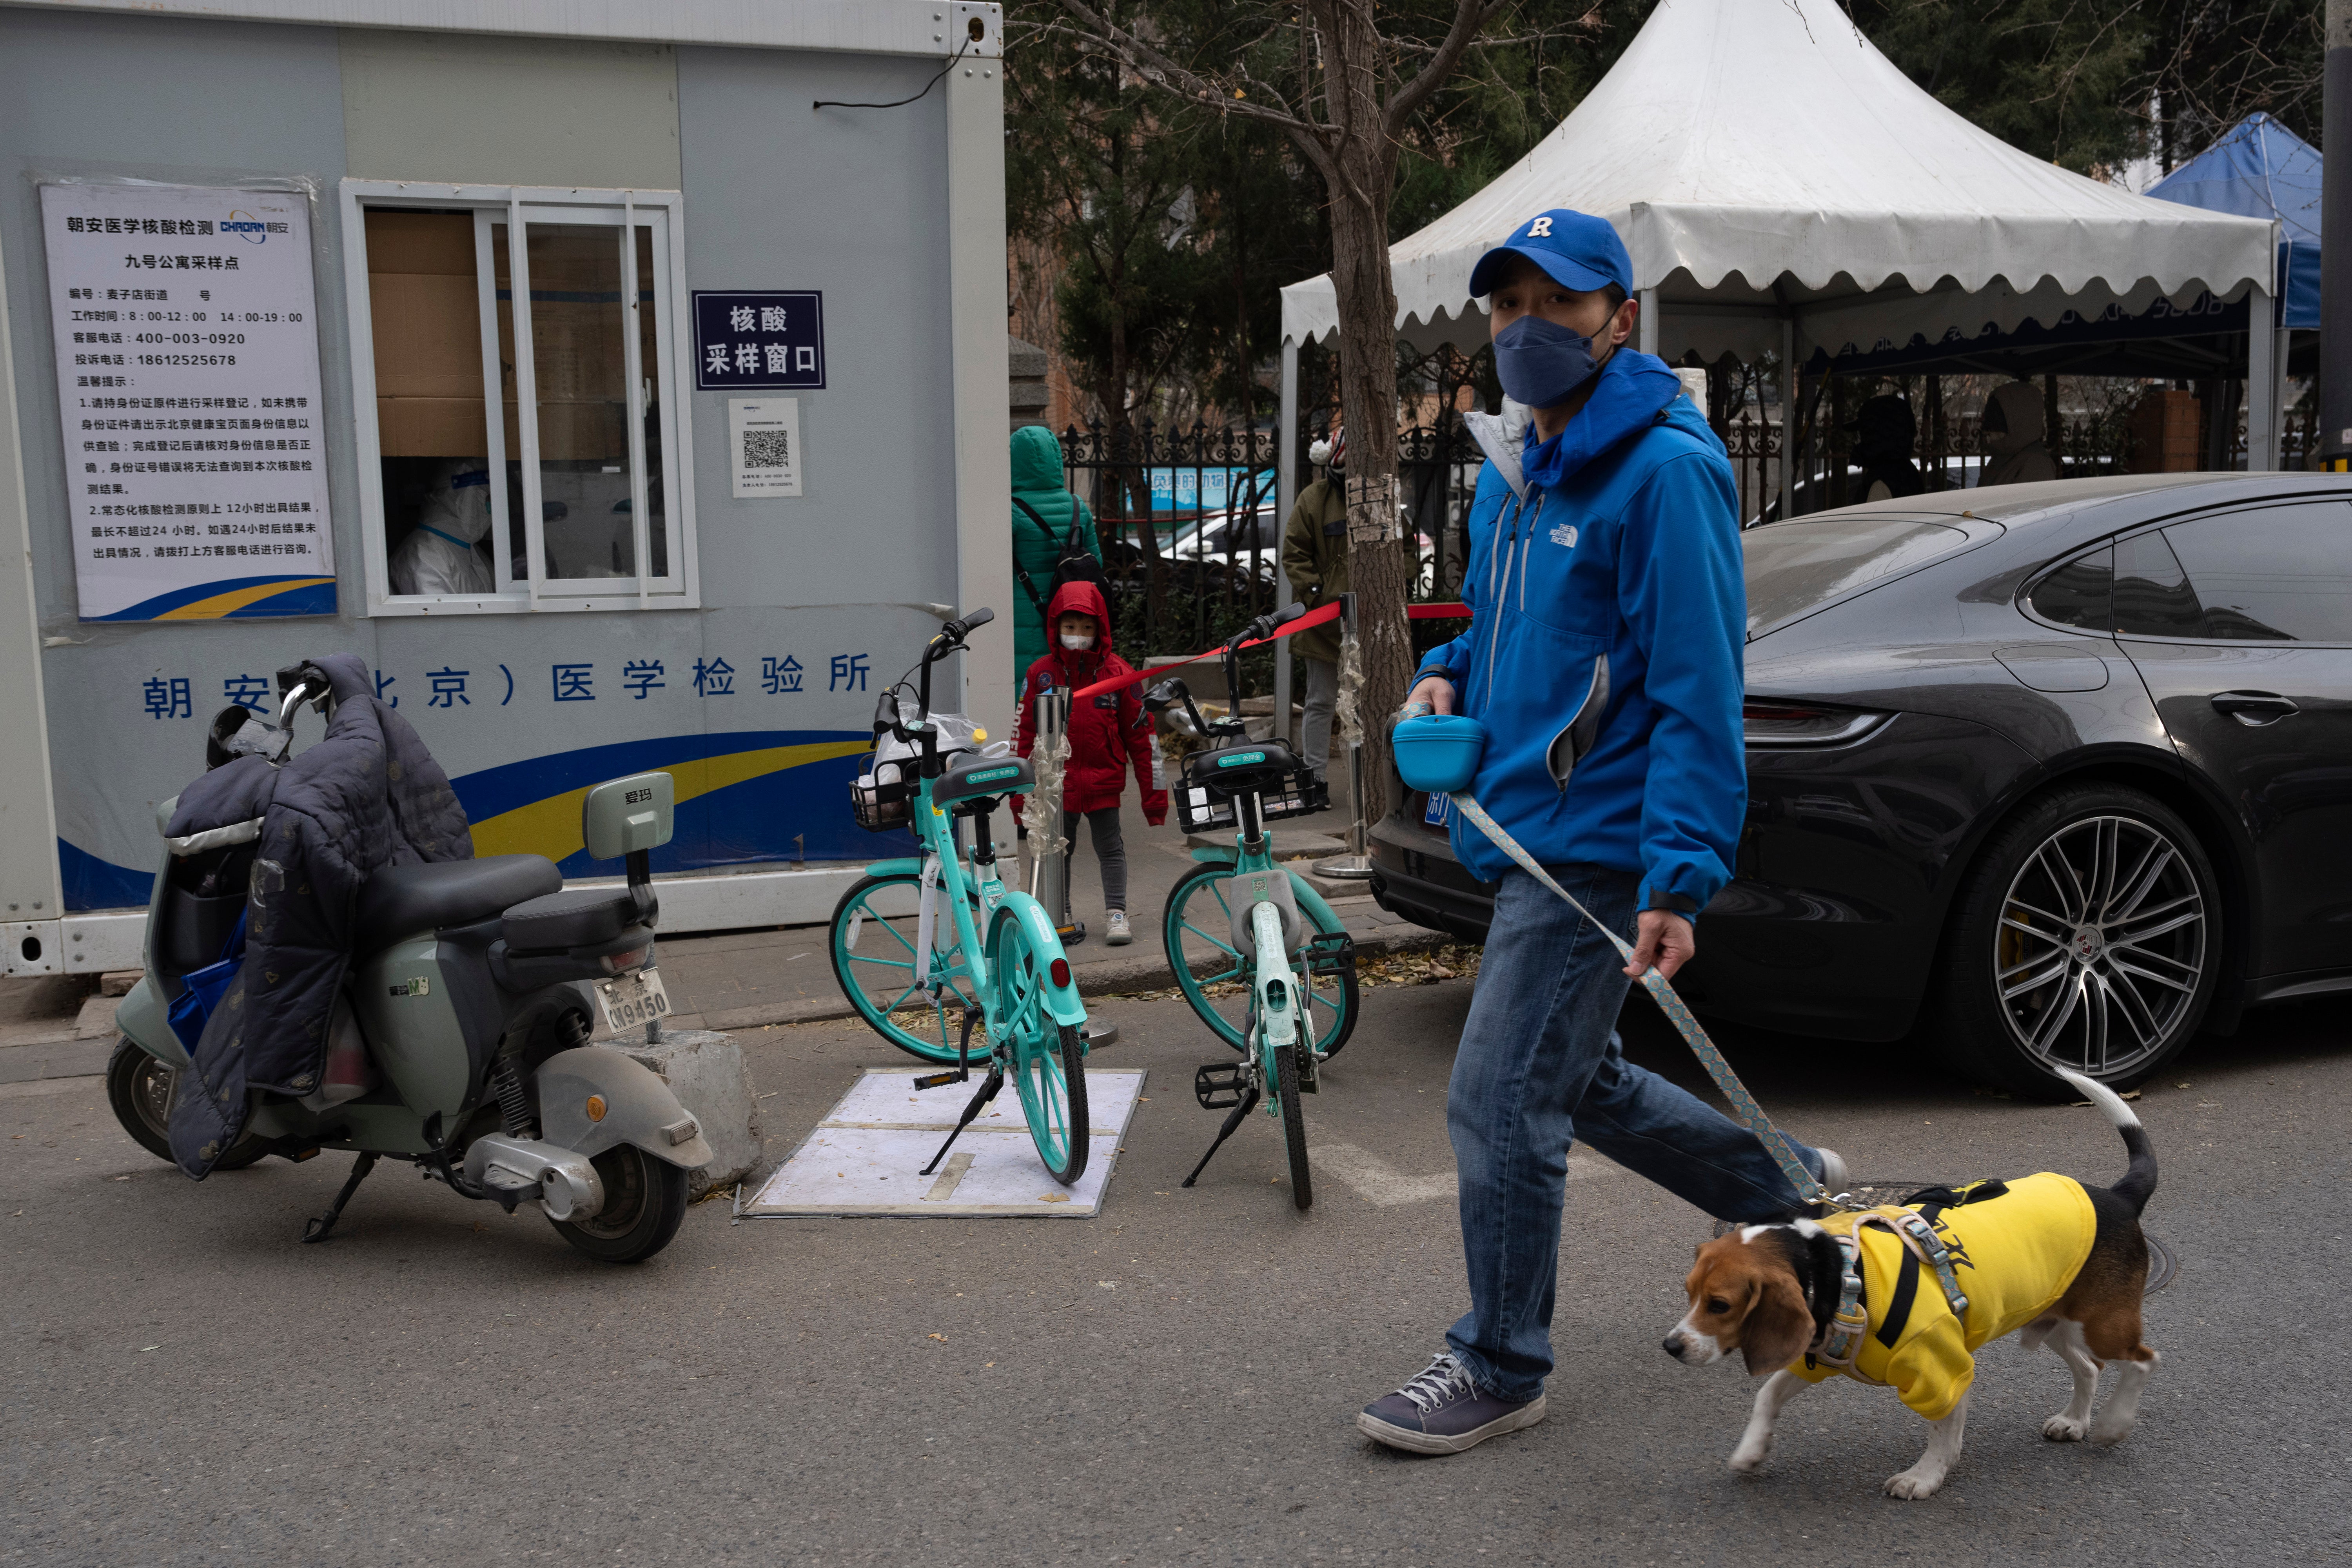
[1528,217,1554,238]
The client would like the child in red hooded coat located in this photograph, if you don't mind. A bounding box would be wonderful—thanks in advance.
[1016,579,1168,946]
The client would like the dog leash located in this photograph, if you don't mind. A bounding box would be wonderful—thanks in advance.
[1443,790,1829,1209]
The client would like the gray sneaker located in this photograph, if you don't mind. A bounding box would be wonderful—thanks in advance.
[1357,1353,1546,1455]
[1104,911,1132,946]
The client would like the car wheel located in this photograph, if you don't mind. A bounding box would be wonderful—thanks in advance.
[1934,783,2220,1096]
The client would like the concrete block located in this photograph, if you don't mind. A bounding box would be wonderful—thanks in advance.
[624,1027,763,1198]
[99,971,142,997]
[72,993,120,1040]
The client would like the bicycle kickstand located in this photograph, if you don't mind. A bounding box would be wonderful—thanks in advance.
[919,1063,1006,1176]
[1180,1086,1261,1188]
[301,1151,377,1243]
[913,1009,984,1092]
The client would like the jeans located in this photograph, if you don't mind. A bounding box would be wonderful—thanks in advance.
[1300,656,1339,778]
[1445,865,1826,1402]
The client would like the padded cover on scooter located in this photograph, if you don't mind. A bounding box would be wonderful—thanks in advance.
[501,887,639,953]
[354,855,561,954]
[165,653,475,1180]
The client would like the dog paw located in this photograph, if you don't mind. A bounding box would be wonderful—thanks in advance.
[1883,1469,1945,1500]
[2042,1414,2088,1442]
[1727,1440,1770,1474]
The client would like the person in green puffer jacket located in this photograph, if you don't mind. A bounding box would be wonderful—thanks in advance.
[1009,426,1102,682]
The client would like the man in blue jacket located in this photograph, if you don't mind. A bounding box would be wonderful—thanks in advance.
[1357,210,1841,1455]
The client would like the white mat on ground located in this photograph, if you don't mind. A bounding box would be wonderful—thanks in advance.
[745,1067,1146,1218]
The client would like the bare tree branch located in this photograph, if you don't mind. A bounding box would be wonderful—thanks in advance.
[1051,0,1319,138]
[1385,0,1516,138]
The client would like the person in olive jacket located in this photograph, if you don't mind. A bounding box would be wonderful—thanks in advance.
[1280,426,1348,779]
[1009,426,1102,683]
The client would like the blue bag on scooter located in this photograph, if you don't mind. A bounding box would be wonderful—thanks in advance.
[165,909,247,1057]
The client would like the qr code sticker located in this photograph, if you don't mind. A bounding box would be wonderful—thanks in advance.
[742,428,792,469]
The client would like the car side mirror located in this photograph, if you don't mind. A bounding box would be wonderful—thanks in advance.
[583,771,674,860]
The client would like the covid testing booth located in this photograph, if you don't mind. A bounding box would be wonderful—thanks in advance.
[0,0,1014,976]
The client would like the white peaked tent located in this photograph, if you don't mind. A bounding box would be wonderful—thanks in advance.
[1272,0,2284,532]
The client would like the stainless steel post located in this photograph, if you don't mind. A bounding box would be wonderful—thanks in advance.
[1273,338,1300,741]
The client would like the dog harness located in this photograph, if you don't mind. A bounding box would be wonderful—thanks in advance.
[1812,1207,1971,1373]
[1791,1173,2098,1421]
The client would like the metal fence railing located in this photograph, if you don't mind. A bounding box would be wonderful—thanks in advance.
[1048,385,2313,661]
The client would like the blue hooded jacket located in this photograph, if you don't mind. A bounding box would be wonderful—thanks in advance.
[1416,348,1744,912]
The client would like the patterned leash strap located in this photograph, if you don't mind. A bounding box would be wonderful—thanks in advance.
[1445,791,1828,1208]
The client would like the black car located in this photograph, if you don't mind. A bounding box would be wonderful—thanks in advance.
[1369,472,2352,1092]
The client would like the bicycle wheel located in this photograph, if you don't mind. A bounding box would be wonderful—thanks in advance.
[829,871,982,1063]
[1162,860,1358,1060]
[1272,1038,1312,1211]
[988,907,1090,1185]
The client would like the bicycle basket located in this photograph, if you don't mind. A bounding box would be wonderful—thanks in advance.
[849,758,915,832]
[1173,763,1328,835]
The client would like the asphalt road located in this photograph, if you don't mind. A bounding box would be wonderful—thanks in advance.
[5,980,2347,1566]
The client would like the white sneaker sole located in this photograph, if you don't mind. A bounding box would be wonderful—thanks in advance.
[1356,1393,1546,1455]
[1105,926,1132,946]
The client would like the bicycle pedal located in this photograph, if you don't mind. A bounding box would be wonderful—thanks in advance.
[1193,1061,1248,1110]
[1304,930,1357,976]
[912,1070,967,1091]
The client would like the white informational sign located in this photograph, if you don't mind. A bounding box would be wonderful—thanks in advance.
[730,396,804,499]
[40,183,333,622]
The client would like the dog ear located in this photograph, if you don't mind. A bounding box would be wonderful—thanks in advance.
[1740,1269,1814,1376]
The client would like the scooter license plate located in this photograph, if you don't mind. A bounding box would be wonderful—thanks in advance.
[595,967,672,1034]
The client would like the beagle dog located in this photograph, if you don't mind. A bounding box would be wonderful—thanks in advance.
[1662,1067,2158,1499]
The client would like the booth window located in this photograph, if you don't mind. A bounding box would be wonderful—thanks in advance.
[349,188,691,612]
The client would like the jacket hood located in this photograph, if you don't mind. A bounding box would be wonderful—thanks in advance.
[1010,425,1067,492]
[1045,577,1114,652]
[1462,398,1534,500]
[1521,348,1684,490]
[1984,381,2046,454]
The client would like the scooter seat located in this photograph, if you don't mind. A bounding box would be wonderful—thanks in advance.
[500,887,641,955]
[354,855,562,953]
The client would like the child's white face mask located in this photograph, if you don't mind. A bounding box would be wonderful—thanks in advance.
[1060,632,1096,651]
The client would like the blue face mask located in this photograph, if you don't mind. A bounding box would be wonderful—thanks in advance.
[1492,314,1606,410]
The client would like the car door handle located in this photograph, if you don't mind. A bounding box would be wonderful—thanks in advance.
[2210,690,2299,725]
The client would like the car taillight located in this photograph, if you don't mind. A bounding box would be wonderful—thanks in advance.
[1742,699,1887,748]
[598,944,653,974]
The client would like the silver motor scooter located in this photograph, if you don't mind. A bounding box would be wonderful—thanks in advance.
[107,673,713,1263]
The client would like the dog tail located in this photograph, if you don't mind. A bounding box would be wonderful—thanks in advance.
[2052,1067,2156,1216]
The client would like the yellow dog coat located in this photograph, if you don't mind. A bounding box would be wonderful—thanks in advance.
[1791,1173,2098,1421]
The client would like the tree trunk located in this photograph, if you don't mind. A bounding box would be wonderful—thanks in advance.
[1309,15,1410,829]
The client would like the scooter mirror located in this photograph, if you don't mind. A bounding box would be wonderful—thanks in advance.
[583,771,675,859]
[1142,678,1186,713]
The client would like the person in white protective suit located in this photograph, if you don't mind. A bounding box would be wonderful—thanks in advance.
[388,460,494,595]
[1980,382,2060,487]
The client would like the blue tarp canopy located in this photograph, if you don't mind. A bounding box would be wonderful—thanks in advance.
[2147,113,2319,330]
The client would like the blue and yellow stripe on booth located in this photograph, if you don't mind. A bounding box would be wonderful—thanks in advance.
[93,575,338,621]
[452,729,878,875]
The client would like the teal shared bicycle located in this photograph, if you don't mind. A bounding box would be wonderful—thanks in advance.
[1146,604,1359,1209]
[828,607,1092,1184]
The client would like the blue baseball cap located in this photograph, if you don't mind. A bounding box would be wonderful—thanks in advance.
[1469,209,1632,298]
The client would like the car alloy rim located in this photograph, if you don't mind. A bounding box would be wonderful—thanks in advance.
[1994,813,2206,1078]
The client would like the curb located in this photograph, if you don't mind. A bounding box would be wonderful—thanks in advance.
[679,923,1450,1035]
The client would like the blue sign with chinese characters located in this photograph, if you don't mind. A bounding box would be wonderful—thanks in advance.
[691,291,825,390]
